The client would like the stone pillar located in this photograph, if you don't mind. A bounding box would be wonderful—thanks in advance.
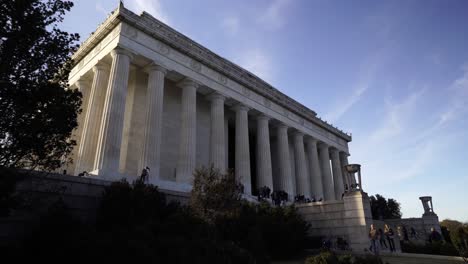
[331,148,345,200]
[233,104,251,194]
[305,137,323,200]
[140,64,167,182]
[293,131,310,197]
[207,92,226,172]
[93,48,132,178]
[276,123,294,200]
[318,143,335,200]
[256,114,273,191]
[339,152,350,188]
[75,64,109,175]
[176,79,199,184]
[74,79,92,141]
[225,118,229,169]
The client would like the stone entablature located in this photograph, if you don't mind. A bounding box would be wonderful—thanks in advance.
[70,5,351,145]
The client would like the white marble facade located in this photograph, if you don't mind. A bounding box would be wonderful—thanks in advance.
[67,5,353,201]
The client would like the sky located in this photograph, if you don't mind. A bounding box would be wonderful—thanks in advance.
[61,0,468,222]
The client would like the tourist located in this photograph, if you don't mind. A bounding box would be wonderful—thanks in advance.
[139,166,150,183]
[378,228,388,249]
[369,224,380,255]
[384,224,396,252]
[429,227,442,243]
[410,227,417,240]
[403,226,409,241]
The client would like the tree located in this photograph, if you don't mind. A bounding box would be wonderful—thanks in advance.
[370,194,402,220]
[190,166,244,223]
[0,0,81,171]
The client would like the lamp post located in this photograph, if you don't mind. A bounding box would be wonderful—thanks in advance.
[344,164,362,191]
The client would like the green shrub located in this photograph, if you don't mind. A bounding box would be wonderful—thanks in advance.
[401,241,459,256]
[305,251,384,264]
[305,251,339,264]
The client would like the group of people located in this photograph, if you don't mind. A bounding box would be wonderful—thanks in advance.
[369,224,397,255]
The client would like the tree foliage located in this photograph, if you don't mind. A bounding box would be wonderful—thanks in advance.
[190,166,244,223]
[0,0,81,171]
[369,194,402,220]
[440,219,468,256]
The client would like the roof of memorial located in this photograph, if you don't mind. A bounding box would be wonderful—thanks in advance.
[72,4,351,141]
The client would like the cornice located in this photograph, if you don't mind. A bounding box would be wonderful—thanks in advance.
[71,5,351,142]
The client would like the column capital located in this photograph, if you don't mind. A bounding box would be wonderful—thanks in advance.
[177,78,200,90]
[75,79,91,91]
[274,122,289,130]
[144,63,167,75]
[292,130,304,138]
[329,147,340,156]
[110,47,134,61]
[255,113,270,121]
[317,141,329,150]
[93,62,110,73]
[206,91,226,102]
[305,136,318,145]
[339,151,350,157]
[231,103,250,112]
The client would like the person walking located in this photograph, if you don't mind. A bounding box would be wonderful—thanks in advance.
[384,224,396,252]
[369,224,380,255]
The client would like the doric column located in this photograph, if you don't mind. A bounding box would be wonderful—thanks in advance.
[75,64,109,175]
[256,114,273,191]
[233,104,251,194]
[305,137,323,199]
[293,131,310,197]
[225,118,229,169]
[176,78,199,184]
[339,151,351,188]
[74,79,92,140]
[276,123,294,200]
[318,143,335,200]
[140,64,167,182]
[93,48,132,178]
[330,148,345,200]
[207,92,226,172]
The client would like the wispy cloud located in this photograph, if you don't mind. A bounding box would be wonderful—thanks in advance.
[257,0,292,30]
[352,61,468,196]
[324,54,382,123]
[127,0,170,24]
[236,48,274,83]
[221,16,240,36]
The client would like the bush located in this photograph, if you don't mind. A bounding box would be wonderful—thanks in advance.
[305,251,384,264]
[400,241,459,256]
[8,171,310,263]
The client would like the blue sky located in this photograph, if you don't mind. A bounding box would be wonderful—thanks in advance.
[62,0,468,222]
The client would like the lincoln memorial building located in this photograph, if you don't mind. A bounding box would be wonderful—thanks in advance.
[67,5,355,204]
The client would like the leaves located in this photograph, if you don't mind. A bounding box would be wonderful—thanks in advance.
[0,0,81,171]
[369,194,402,220]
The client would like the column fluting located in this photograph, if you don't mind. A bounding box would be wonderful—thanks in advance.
[318,143,335,200]
[256,114,273,192]
[140,64,167,182]
[208,92,226,172]
[293,131,310,198]
[233,104,251,195]
[276,123,294,200]
[305,137,324,200]
[93,48,132,178]
[75,64,109,175]
[330,148,345,200]
[176,79,199,184]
